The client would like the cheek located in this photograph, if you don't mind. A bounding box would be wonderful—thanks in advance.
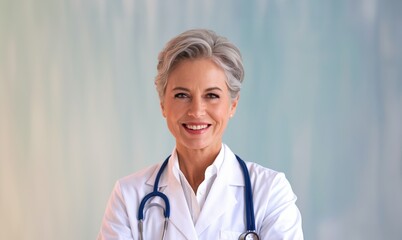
[214,106,232,122]
[165,104,186,125]
[165,116,180,136]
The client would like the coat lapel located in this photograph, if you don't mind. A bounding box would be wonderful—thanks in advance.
[144,146,244,239]
[145,157,197,240]
[195,147,244,235]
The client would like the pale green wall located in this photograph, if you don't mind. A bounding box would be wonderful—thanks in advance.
[1,0,401,239]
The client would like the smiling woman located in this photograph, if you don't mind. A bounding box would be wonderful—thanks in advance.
[161,58,238,164]
[97,29,303,240]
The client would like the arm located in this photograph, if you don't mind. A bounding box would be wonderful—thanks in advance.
[259,173,304,240]
[98,182,134,240]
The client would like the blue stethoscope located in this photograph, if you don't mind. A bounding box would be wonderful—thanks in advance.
[138,155,260,240]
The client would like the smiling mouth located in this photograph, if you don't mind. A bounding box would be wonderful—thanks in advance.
[183,124,210,130]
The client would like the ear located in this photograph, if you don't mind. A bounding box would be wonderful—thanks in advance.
[160,101,166,118]
[229,95,239,118]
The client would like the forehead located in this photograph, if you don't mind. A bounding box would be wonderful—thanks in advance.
[167,58,228,88]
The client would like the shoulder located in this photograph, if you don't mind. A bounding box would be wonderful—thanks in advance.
[222,143,287,187]
[246,162,294,196]
[245,162,291,196]
[246,162,299,217]
[246,161,282,180]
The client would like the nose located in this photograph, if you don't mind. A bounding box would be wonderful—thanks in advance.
[187,97,205,118]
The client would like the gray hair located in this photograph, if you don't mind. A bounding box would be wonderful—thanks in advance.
[155,29,244,101]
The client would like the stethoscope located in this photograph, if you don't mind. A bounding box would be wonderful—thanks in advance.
[138,155,260,240]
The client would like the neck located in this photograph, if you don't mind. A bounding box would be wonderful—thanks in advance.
[176,144,222,193]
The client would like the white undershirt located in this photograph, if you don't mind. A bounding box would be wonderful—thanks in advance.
[172,146,224,224]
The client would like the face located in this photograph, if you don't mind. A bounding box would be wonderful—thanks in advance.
[161,58,239,153]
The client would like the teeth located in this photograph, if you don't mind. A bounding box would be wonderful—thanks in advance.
[186,124,208,130]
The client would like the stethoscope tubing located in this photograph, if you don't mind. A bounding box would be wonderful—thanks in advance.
[137,156,171,221]
[236,155,257,232]
[137,154,259,239]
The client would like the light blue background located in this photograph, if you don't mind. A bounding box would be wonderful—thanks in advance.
[1,0,401,239]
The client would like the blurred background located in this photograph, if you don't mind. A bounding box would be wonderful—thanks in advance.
[1,0,401,239]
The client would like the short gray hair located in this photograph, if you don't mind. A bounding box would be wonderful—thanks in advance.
[155,29,244,101]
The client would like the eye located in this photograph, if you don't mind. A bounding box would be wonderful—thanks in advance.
[174,93,189,99]
[206,93,220,99]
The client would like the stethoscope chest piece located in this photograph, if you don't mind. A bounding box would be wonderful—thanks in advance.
[239,231,260,240]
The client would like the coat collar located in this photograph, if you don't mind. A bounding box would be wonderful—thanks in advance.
[145,144,244,187]
[144,144,245,239]
[195,144,244,235]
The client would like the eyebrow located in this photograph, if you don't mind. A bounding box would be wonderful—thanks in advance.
[171,87,223,92]
[172,87,190,92]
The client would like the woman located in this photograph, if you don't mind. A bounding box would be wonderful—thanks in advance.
[98,29,303,239]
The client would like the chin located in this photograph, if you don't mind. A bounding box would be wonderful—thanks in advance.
[180,139,220,152]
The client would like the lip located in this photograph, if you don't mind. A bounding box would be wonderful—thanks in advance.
[182,122,211,134]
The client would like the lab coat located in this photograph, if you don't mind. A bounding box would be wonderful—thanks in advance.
[98,144,303,239]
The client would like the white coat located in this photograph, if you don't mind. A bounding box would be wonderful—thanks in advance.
[98,144,303,239]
